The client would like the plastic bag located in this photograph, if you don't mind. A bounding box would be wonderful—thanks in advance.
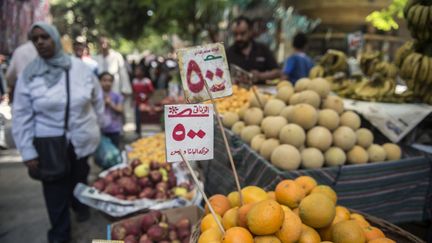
[94,136,122,169]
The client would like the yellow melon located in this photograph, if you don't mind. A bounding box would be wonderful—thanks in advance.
[244,107,264,126]
[295,78,312,92]
[279,106,294,122]
[306,126,333,151]
[332,126,356,151]
[277,80,293,90]
[318,109,340,131]
[271,144,301,170]
[250,92,268,108]
[291,104,318,129]
[309,77,331,98]
[347,146,368,164]
[298,90,321,108]
[276,86,295,104]
[238,105,249,120]
[240,125,261,144]
[301,147,325,169]
[232,121,245,135]
[339,111,361,130]
[382,143,402,161]
[367,144,386,162]
[289,93,302,105]
[259,138,280,160]
[264,99,286,116]
[355,128,374,148]
[324,147,347,166]
[322,96,344,114]
[222,112,240,129]
[251,134,266,151]
[279,123,306,148]
[262,116,288,138]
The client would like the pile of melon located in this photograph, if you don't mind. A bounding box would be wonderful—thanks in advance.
[222,78,402,171]
[197,176,395,243]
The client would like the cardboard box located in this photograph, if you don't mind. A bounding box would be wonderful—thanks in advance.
[109,205,203,240]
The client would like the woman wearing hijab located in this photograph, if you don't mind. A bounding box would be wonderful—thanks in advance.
[12,22,104,243]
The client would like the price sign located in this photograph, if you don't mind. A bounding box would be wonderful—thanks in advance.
[177,43,232,103]
[164,104,214,162]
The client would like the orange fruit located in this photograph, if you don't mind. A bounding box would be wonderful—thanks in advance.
[350,213,370,228]
[368,238,395,243]
[292,207,300,216]
[205,194,231,216]
[247,199,285,235]
[275,208,302,243]
[227,191,240,207]
[318,225,334,241]
[335,206,350,221]
[267,191,276,200]
[198,227,223,243]
[241,186,268,204]
[295,176,318,194]
[222,207,238,230]
[281,205,291,213]
[363,226,385,241]
[201,213,223,232]
[254,235,282,243]
[298,224,321,243]
[237,203,255,228]
[310,185,337,204]
[299,193,336,229]
[331,220,366,243]
[222,227,254,243]
[275,179,306,208]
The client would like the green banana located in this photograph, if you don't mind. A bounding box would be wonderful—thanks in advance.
[417,55,429,82]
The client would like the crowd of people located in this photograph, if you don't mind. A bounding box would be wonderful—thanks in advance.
[0,16,315,243]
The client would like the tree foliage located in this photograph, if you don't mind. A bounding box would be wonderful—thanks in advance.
[366,0,407,31]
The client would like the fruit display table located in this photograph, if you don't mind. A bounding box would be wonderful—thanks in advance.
[201,128,432,224]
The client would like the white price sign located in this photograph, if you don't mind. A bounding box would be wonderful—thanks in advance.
[164,104,214,162]
[177,43,232,103]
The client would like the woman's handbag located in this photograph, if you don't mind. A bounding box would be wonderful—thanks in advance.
[30,69,71,181]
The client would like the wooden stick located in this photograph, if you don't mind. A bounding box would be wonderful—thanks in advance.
[204,82,244,206]
[178,150,225,234]
[251,85,264,109]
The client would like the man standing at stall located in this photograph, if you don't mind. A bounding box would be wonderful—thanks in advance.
[227,16,280,84]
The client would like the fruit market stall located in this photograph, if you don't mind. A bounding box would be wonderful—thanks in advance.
[191,176,424,243]
[201,79,432,224]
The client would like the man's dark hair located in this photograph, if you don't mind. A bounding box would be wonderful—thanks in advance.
[293,33,308,49]
[233,16,252,28]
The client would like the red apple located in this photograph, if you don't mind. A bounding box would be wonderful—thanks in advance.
[104,182,123,195]
[138,177,153,188]
[149,171,162,183]
[147,225,167,241]
[175,218,191,231]
[123,219,141,236]
[131,159,142,169]
[156,182,168,192]
[150,161,160,170]
[123,235,137,243]
[139,187,155,199]
[92,179,106,191]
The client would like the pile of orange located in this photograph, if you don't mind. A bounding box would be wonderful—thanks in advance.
[198,176,394,243]
[205,85,251,114]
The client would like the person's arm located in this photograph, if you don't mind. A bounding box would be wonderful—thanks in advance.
[251,45,281,82]
[106,94,124,113]
[252,68,281,82]
[12,77,38,162]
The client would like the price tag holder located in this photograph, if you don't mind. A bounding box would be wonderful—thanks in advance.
[177,43,232,103]
[164,104,214,162]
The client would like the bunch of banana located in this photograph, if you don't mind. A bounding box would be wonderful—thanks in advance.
[309,65,325,78]
[354,74,396,100]
[394,41,415,67]
[404,0,432,42]
[360,51,381,76]
[319,49,348,74]
[370,61,399,79]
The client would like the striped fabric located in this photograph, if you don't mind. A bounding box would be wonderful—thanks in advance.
[201,128,432,224]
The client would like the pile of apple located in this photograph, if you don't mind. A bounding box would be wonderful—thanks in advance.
[111,210,192,243]
[91,159,192,201]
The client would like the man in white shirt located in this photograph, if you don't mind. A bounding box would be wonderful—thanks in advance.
[73,36,98,75]
[94,37,132,96]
